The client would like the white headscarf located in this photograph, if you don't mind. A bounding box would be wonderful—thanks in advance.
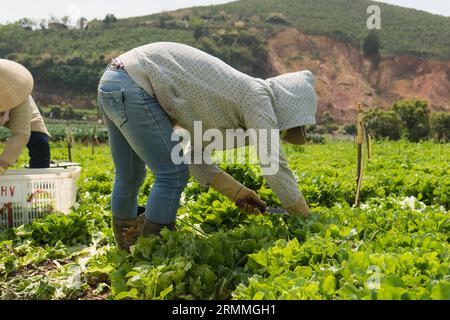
[265,70,318,131]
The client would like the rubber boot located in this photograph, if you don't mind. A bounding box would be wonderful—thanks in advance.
[112,206,146,251]
[142,217,176,237]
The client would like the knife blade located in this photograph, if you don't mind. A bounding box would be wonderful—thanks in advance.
[265,207,290,215]
[235,199,289,215]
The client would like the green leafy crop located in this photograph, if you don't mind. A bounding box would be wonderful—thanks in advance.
[0,140,449,300]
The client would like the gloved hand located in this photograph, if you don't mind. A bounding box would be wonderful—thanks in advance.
[234,187,267,214]
[211,171,266,214]
[284,197,310,218]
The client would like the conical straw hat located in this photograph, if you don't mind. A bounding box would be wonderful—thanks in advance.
[0,59,34,112]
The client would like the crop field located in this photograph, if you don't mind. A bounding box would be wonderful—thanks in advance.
[0,140,449,300]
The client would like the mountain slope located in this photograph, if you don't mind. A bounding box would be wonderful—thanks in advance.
[0,0,449,121]
[268,28,450,122]
[190,0,450,59]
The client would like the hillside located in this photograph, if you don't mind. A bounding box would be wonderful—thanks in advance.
[1,0,449,122]
[268,28,450,122]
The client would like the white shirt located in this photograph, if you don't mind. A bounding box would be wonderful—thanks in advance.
[120,42,317,206]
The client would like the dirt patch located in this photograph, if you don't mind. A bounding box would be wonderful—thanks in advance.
[8,258,72,279]
[267,28,450,124]
[79,285,111,300]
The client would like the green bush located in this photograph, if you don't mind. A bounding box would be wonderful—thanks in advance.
[49,106,62,119]
[103,14,118,26]
[393,99,430,142]
[364,108,402,140]
[47,125,108,143]
[342,123,357,136]
[190,17,209,40]
[307,135,326,144]
[430,112,450,142]
[266,13,291,25]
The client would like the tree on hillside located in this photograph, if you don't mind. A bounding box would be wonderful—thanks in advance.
[48,22,69,30]
[39,19,48,30]
[343,123,357,136]
[158,13,173,28]
[430,112,450,142]
[364,108,402,140]
[18,18,36,30]
[66,106,74,120]
[61,16,70,26]
[393,99,430,142]
[103,14,118,26]
[190,18,209,40]
[266,13,291,25]
[50,106,62,119]
[77,17,88,30]
[362,31,381,66]
[47,15,69,30]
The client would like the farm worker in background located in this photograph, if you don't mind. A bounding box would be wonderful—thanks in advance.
[0,59,51,174]
[98,42,317,251]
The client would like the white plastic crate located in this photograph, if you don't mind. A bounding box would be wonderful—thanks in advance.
[0,165,81,229]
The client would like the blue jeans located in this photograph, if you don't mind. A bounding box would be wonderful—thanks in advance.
[97,69,189,224]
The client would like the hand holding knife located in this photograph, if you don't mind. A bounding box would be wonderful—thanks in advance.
[235,199,289,215]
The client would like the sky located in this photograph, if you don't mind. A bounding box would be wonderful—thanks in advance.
[375,0,450,16]
[0,0,449,24]
[0,0,236,24]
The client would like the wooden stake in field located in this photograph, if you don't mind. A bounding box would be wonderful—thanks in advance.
[355,103,365,207]
[92,125,97,155]
[66,121,74,162]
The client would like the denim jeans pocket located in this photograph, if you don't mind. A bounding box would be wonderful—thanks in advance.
[98,89,127,127]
